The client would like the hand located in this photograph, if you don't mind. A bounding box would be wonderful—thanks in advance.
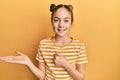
[0,51,31,66]
[54,52,67,67]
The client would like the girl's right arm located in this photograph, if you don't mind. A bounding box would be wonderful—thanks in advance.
[0,51,45,80]
[27,59,45,80]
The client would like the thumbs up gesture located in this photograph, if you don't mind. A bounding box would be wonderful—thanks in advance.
[54,52,67,67]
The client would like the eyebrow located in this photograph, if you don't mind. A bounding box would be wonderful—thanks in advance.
[54,17,71,19]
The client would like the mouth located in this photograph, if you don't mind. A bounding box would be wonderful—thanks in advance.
[57,29,66,33]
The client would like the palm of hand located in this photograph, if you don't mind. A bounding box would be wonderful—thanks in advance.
[0,51,30,65]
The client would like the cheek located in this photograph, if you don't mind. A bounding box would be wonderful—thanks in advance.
[52,22,59,28]
[65,20,72,28]
[65,23,71,29]
[52,23,58,31]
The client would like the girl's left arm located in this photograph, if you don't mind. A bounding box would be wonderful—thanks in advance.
[54,52,86,80]
[63,61,86,80]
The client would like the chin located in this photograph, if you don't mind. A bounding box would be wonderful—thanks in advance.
[56,33,67,37]
[55,30,68,37]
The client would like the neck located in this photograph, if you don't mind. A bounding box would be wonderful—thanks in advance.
[54,34,70,42]
[52,34,72,47]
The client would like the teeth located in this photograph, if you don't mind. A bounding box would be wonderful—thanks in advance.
[58,29,65,31]
[60,30,64,31]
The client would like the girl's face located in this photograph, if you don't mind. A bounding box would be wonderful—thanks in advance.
[52,7,72,37]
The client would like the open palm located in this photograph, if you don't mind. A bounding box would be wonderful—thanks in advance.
[0,51,31,65]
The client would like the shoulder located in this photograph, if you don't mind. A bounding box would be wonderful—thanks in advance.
[72,38,85,46]
[38,38,52,47]
[39,38,51,43]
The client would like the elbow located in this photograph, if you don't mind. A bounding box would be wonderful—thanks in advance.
[76,73,85,80]
[76,76,85,80]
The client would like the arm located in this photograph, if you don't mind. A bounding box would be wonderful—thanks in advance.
[27,60,45,80]
[54,52,86,80]
[0,51,45,80]
[63,62,86,80]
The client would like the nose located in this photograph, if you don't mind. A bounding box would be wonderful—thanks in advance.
[59,21,64,28]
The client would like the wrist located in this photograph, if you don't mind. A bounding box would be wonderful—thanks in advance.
[26,59,33,67]
[62,60,70,68]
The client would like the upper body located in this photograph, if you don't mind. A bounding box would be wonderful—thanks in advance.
[36,37,88,80]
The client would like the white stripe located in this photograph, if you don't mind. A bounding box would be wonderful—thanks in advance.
[42,52,54,54]
[81,46,85,49]
[42,52,77,55]
[45,60,53,62]
[41,45,58,48]
[50,67,65,70]
[46,73,55,79]
[41,46,81,49]
[44,56,78,59]
[56,74,70,77]
[41,48,79,52]
[78,57,87,60]
[63,46,81,48]
[37,52,41,54]
[77,60,88,64]
[72,62,76,65]
[47,64,55,66]
[66,56,78,59]
[69,60,76,63]
[46,69,56,77]
[38,56,43,58]
[44,56,54,58]
[80,50,86,53]
[54,71,68,74]
[62,53,78,56]
[36,58,44,62]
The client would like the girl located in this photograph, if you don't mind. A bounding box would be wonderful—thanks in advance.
[0,4,88,80]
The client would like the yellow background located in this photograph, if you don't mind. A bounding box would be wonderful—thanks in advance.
[0,0,120,80]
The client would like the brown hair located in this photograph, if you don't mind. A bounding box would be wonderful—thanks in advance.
[50,4,73,24]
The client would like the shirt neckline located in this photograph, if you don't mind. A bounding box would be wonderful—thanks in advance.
[50,36,73,48]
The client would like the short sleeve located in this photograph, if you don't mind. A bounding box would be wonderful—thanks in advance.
[76,43,88,64]
[36,47,44,62]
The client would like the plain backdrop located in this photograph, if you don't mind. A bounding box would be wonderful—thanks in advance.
[0,0,120,80]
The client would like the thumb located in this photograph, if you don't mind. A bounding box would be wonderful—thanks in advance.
[16,51,25,56]
[55,51,61,56]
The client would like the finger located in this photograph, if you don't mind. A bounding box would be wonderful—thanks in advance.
[0,56,13,60]
[3,59,15,63]
[0,57,3,60]
[3,59,21,64]
[0,56,15,63]
[0,56,21,61]
[2,58,24,64]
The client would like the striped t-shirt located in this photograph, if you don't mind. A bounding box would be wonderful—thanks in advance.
[36,37,88,80]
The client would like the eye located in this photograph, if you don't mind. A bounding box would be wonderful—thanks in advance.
[54,20,58,22]
[53,19,59,22]
[64,20,70,23]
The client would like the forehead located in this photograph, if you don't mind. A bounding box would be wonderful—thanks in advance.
[53,7,71,18]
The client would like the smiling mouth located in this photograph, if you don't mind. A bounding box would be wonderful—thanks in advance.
[57,29,66,33]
